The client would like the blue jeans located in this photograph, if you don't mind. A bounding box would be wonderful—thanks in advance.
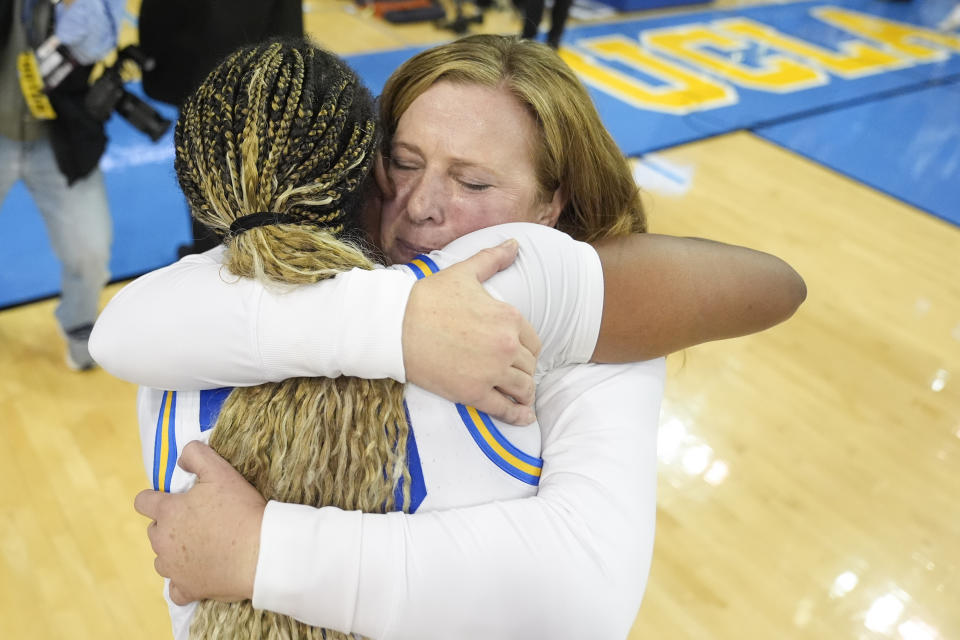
[0,134,112,332]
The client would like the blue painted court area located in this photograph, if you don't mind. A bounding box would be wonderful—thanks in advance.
[553,0,960,153]
[1,0,958,308]
[757,81,960,226]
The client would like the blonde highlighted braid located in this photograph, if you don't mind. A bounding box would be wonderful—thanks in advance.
[174,40,408,640]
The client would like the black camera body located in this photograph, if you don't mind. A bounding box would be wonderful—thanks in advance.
[85,45,172,141]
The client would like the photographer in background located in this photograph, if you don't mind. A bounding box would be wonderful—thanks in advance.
[0,0,124,370]
[138,0,303,257]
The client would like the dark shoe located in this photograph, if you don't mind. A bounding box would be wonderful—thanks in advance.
[65,323,96,371]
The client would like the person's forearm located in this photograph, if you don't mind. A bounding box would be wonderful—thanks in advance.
[259,494,642,639]
[94,224,604,424]
[592,233,806,362]
[90,251,412,389]
[254,361,664,639]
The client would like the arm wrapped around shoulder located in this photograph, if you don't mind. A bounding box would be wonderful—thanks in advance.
[89,251,415,389]
[592,233,806,362]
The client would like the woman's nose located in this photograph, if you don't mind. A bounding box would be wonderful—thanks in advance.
[405,172,445,225]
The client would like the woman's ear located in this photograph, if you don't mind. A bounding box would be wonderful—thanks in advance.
[536,187,566,227]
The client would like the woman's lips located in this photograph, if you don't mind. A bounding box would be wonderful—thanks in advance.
[396,238,435,259]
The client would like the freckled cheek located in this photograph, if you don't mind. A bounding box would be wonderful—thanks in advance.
[440,199,487,237]
[461,199,526,231]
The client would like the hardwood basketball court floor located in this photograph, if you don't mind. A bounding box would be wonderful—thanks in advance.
[1,1,957,638]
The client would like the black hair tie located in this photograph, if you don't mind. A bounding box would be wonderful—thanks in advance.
[229,212,297,236]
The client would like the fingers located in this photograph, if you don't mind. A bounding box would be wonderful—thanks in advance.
[169,582,194,606]
[467,239,519,283]
[177,440,226,477]
[147,514,170,580]
[498,366,536,406]
[518,317,542,360]
[147,520,163,559]
[134,489,164,520]
[512,339,537,377]
[476,391,536,426]
[490,304,539,368]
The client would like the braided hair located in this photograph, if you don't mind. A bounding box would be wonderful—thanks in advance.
[175,40,408,640]
[175,38,380,280]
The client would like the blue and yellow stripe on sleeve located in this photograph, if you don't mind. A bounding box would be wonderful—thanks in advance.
[404,254,440,280]
[456,404,542,485]
[152,390,178,493]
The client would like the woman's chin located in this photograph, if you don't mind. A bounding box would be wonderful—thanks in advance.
[389,239,434,265]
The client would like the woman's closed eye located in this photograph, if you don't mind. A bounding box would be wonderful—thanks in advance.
[460,180,491,192]
[389,157,419,171]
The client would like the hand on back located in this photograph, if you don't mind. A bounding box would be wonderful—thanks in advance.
[402,239,540,426]
[134,441,266,605]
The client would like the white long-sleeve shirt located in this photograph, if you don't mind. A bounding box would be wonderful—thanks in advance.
[91,222,664,639]
[257,360,663,640]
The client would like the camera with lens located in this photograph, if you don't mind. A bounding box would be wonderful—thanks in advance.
[84,45,172,142]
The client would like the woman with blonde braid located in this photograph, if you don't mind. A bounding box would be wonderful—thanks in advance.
[159,39,404,640]
[98,35,805,639]
[136,38,636,639]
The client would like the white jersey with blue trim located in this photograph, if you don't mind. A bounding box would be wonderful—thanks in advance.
[138,384,542,515]
[135,222,604,639]
[139,388,543,638]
